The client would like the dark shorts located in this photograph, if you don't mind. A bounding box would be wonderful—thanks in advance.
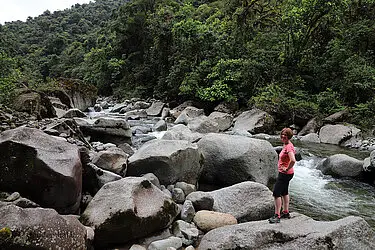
[273,172,294,197]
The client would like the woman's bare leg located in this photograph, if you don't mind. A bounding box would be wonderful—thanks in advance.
[274,196,282,215]
[282,194,290,212]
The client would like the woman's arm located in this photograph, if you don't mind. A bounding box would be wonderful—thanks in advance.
[286,151,296,170]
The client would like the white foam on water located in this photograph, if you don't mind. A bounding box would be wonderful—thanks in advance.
[290,157,358,217]
[148,131,167,139]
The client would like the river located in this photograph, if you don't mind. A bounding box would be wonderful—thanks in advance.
[286,141,375,228]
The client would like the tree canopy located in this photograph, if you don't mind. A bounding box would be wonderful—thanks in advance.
[1,0,375,129]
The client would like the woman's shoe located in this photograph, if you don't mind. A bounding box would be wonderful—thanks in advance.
[280,211,291,219]
[268,214,280,223]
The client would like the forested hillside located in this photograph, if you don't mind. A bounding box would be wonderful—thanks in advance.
[1,0,375,129]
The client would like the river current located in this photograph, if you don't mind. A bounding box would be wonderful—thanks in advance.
[287,142,375,228]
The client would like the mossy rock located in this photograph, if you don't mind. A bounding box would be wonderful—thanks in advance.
[57,77,97,99]
[0,227,12,243]
[12,90,56,119]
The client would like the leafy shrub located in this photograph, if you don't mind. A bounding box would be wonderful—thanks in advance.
[341,55,375,105]
[315,88,344,115]
[251,83,318,127]
[0,52,20,105]
[349,100,375,129]
[180,58,265,103]
[250,83,284,114]
[0,79,17,106]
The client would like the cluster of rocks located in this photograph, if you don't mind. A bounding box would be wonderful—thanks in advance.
[0,124,374,249]
[1,95,375,249]
[297,121,375,152]
[92,97,375,185]
[0,104,37,132]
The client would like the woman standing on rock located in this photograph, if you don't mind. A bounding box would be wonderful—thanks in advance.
[269,127,296,223]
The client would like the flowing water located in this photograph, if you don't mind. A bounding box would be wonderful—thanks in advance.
[287,142,375,228]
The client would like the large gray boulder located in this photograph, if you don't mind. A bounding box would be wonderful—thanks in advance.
[127,139,203,185]
[91,147,128,176]
[75,117,131,137]
[298,117,322,136]
[0,127,82,214]
[174,106,205,125]
[197,133,278,187]
[204,181,274,222]
[187,116,220,133]
[300,133,320,143]
[0,205,91,249]
[68,88,96,111]
[319,124,352,145]
[198,213,375,250]
[317,154,363,178]
[185,192,214,211]
[75,117,132,145]
[161,124,202,143]
[207,111,233,131]
[146,101,165,116]
[323,109,350,123]
[134,101,151,110]
[233,108,275,134]
[12,91,56,119]
[341,124,363,148]
[80,177,179,248]
[110,102,128,113]
[62,108,87,118]
[170,101,197,119]
[43,118,89,146]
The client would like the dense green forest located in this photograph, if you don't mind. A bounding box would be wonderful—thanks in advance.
[1,0,375,129]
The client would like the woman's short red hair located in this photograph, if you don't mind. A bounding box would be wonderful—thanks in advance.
[281,128,293,139]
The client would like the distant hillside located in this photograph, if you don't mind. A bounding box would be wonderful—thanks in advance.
[0,0,127,89]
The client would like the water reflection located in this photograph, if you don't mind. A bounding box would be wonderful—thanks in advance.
[294,140,370,160]
[269,138,370,160]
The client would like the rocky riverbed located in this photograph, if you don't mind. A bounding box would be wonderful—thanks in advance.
[1,96,375,249]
